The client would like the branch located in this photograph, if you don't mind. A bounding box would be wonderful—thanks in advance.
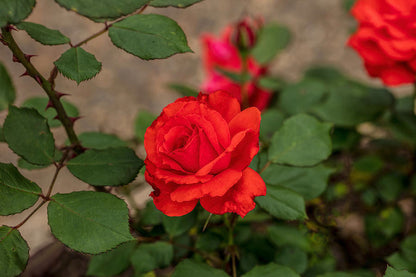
[1,27,83,154]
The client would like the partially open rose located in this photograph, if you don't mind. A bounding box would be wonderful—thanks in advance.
[348,0,416,86]
[201,17,272,110]
[144,91,266,217]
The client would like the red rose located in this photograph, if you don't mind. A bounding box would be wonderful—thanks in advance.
[201,18,272,110]
[144,90,266,217]
[348,0,416,86]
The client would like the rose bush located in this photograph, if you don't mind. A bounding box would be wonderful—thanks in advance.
[201,17,272,110]
[144,90,266,217]
[348,0,416,86]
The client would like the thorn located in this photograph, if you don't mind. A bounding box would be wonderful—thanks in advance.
[20,71,30,77]
[5,25,17,32]
[0,34,7,46]
[55,91,69,99]
[12,55,19,63]
[24,54,37,62]
[35,75,42,85]
[69,116,82,124]
[45,101,54,110]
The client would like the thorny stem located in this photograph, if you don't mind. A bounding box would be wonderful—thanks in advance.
[1,4,153,234]
[11,149,70,230]
[1,27,83,153]
[71,3,149,49]
[413,82,416,115]
[12,201,47,230]
[225,213,239,277]
[240,53,250,110]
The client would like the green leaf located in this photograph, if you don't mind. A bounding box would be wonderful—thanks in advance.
[87,241,137,277]
[214,67,251,83]
[267,224,310,251]
[387,253,416,273]
[18,150,62,170]
[4,106,55,165]
[275,246,308,274]
[251,24,291,64]
[130,242,173,274]
[242,263,300,277]
[54,0,149,21]
[0,226,29,277]
[258,76,285,91]
[312,84,393,127]
[387,234,416,272]
[140,200,163,226]
[261,164,334,200]
[376,173,405,203]
[48,191,134,254]
[0,126,4,142]
[109,14,192,60]
[260,109,285,142]
[0,62,15,111]
[150,0,203,8]
[54,47,102,84]
[0,0,35,28]
[162,209,197,237]
[365,207,404,248]
[304,66,345,84]
[76,132,127,149]
[318,272,360,277]
[344,0,357,11]
[0,163,41,215]
[268,114,332,166]
[172,259,229,277]
[67,147,143,186]
[16,22,70,45]
[22,96,79,128]
[168,83,199,97]
[195,232,222,252]
[279,79,327,115]
[388,112,416,145]
[134,111,157,142]
[332,128,360,151]
[401,235,416,263]
[384,266,416,277]
[256,185,307,220]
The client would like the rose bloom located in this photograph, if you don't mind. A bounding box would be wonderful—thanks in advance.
[348,0,416,86]
[201,18,272,110]
[144,90,266,217]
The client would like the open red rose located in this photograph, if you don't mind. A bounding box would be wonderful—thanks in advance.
[348,0,416,86]
[144,90,266,217]
[201,18,272,110]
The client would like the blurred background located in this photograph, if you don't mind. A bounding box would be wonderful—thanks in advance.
[0,0,412,257]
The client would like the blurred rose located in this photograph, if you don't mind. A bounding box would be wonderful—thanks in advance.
[201,17,272,110]
[348,0,416,86]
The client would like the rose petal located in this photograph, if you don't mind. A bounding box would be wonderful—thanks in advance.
[199,91,241,123]
[196,129,255,176]
[170,169,242,202]
[229,107,261,136]
[379,64,416,85]
[152,190,198,217]
[146,159,213,185]
[200,167,266,217]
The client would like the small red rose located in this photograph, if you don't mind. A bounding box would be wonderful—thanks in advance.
[348,0,416,86]
[201,17,272,110]
[144,90,266,217]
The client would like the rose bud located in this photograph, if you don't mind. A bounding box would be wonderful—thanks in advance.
[201,17,272,110]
